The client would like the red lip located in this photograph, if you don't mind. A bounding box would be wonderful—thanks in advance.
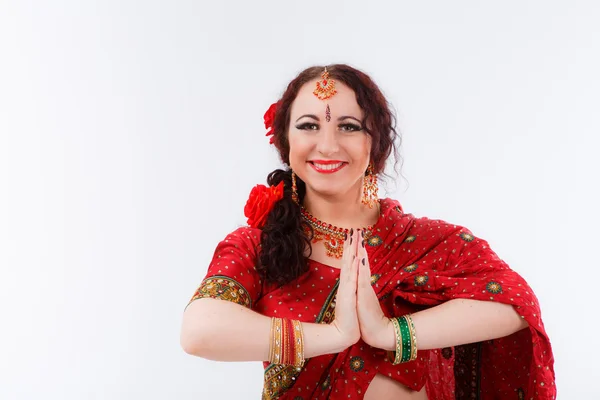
[308,161,347,174]
[310,160,345,164]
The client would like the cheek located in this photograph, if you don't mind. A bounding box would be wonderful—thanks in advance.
[364,135,372,154]
[288,133,310,156]
[348,136,371,160]
[361,138,372,164]
[287,133,310,167]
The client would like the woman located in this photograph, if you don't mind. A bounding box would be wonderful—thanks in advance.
[180,64,556,399]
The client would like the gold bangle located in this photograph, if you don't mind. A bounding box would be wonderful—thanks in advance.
[291,319,305,369]
[268,317,274,363]
[270,317,283,364]
[405,314,418,362]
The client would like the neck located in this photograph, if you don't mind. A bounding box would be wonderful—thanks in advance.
[302,185,379,229]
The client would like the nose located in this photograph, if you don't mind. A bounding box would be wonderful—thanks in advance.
[316,126,339,157]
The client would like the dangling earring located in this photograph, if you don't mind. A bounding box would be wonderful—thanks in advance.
[291,170,299,205]
[361,162,378,208]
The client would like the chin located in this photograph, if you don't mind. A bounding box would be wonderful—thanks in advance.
[305,181,350,199]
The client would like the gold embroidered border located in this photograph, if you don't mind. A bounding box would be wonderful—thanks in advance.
[187,275,252,309]
[316,280,340,323]
[262,363,299,400]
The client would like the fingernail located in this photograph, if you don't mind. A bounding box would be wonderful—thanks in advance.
[350,228,354,236]
[362,258,366,265]
[344,232,348,241]
[350,236,353,245]
[361,230,364,238]
[361,239,365,248]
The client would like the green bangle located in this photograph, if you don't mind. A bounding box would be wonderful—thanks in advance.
[387,315,418,365]
[398,316,412,363]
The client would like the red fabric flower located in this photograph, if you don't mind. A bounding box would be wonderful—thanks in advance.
[264,102,278,144]
[244,181,284,229]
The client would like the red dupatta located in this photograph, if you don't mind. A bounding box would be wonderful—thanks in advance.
[188,198,556,399]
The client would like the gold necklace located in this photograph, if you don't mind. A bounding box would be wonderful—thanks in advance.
[300,201,380,259]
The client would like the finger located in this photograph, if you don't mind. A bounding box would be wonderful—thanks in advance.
[358,230,367,258]
[348,247,360,290]
[350,229,361,257]
[358,240,372,290]
[339,228,354,286]
[358,256,372,290]
[348,229,361,283]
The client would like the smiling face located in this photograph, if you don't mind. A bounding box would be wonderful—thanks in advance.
[288,80,372,201]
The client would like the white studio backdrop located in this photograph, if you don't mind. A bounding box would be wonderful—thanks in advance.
[1,1,599,399]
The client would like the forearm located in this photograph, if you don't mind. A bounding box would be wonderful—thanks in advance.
[379,299,529,351]
[180,298,349,361]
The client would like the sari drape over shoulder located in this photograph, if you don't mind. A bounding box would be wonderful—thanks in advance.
[187,198,556,399]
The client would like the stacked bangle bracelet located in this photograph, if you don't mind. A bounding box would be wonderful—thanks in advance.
[269,317,305,369]
[387,314,418,365]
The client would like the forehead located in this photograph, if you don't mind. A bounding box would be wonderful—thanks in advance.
[290,79,363,118]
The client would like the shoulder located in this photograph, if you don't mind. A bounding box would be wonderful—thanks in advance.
[380,198,474,240]
[413,215,469,234]
[188,227,264,310]
[223,226,262,243]
[217,226,263,254]
[407,214,491,256]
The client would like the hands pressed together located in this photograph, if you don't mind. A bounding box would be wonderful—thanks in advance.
[331,229,393,350]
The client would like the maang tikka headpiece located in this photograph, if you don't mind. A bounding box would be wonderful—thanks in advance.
[313,67,337,100]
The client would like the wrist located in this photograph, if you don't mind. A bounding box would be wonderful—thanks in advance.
[378,317,396,351]
[329,321,358,351]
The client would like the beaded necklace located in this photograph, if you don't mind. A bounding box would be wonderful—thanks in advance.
[300,201,381,259]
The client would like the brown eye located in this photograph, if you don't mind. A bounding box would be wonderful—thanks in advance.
[296,123,319,131]
[339,123,362,132]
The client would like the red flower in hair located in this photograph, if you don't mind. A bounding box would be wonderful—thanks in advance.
[264,102,278,144]
[244,181,284,229]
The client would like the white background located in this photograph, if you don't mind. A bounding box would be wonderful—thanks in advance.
[1,1,599,399]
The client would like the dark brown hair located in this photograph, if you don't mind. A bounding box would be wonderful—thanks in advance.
[257,64,401,287]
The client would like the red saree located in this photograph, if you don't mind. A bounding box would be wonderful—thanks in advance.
[187,198,556,399]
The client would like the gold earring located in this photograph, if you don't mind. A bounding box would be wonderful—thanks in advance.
[291,171,299,205]
[361,162,378,208]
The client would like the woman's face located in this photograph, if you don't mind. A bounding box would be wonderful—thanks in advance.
[288,80,372,201]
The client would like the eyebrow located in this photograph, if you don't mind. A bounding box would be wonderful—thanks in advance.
[295,114,362,124]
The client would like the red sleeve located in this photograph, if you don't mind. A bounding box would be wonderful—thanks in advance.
[185,227,263,310]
